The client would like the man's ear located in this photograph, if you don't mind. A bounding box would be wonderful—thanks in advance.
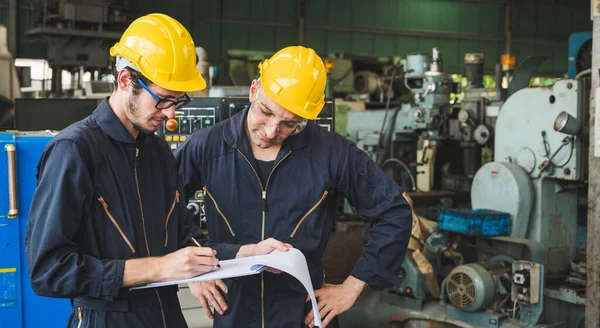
[117,69,132,91]
[249,79,259,102]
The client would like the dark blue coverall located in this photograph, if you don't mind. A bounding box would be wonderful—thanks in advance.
[26,99,239,328]
[174,108,413,328]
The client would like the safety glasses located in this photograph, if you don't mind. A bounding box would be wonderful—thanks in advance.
[137,79,191,110]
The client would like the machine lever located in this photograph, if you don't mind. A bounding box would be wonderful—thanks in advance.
[5,144,18,219]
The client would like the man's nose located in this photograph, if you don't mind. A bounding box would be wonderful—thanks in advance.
[162,106,176,119]
[264,123,279,138]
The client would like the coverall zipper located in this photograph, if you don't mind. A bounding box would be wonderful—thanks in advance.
[98,196,136,254]
[203,186,235,236]
[77,307,83,328]
[236,148,292,328]
[164,190,180,247]
[134,148,167,328]
[290,190,329,238]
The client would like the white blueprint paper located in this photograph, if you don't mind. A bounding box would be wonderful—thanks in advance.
[130,248,322,327]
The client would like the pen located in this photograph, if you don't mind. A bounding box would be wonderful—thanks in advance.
[188,235,221,268]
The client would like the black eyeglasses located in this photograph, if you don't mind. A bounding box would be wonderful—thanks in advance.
[137,79,191,110]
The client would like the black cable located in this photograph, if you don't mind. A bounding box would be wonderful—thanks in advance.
[375,64,403,165]
[382,157,417,191]
[378,107,403,166]
[410,235,424,247]
[553,138,575,168]
[530,136,574,179]
[541,131,551,158]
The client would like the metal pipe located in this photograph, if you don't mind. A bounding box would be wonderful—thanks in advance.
[438,0,587,10]
[8,0,16,55]
[505,0,512,55]
[204,18,565,45]
[296,0,305,45]
[5,144,17,219]
[52,65,62,96]
[495,63,503,88]
[205,17,293,28]
[576,68,592,79]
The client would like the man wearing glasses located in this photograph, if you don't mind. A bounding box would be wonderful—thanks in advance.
[26,13,290,327]
[174,46,412,328]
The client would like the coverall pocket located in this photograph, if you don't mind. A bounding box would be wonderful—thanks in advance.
[290,190,329,238]
[203,186,236,237]
[97,196,136,254]
[164,190,180,247]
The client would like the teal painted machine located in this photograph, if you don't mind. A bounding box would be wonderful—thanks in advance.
[345,50,505,196]
[0,132,71,328]
[339,78,589,327]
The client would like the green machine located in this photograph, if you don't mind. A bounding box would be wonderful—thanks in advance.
[338,76,589,328]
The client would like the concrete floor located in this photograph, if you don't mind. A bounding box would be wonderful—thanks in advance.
[179,285,215,328]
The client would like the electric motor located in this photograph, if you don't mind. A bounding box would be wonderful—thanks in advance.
[445,262,507,312]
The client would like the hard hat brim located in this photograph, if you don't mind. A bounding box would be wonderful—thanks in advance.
[262,87,324,120]
[154,75,207,93]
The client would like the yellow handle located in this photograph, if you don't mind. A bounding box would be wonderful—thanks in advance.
[6,144,17,218]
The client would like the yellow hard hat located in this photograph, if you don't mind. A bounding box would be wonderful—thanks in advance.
[110,13,206,92]
[258,46,326,120]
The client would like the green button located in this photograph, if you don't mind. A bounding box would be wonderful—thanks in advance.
[205,119,212,124]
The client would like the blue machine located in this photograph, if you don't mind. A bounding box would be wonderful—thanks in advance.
[568,31,592,79]
[437,208,511,237]
[0,132,71,328]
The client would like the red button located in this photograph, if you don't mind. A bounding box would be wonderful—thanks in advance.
[166,119,178,131]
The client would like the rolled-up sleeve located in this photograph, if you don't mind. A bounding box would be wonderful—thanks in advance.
[336,141,412,288]
[26,139,125,300]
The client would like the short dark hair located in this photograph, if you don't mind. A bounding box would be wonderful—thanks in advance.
[112,67,153,95]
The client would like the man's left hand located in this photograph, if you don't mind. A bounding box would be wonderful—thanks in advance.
[304,276,366,328]
[188,280,228,319]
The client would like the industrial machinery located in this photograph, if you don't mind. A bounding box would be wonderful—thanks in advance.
[345,48,452,194]
[338,77,589,328]
[0,25,21,102]
[326,53,404,104]
[449,54,505,188]
[345,49,505,196]
[24,0,131,96]
[0,132,71,328]
[78,80,114,99]
[158,97,335,150]
[13,98,99,131]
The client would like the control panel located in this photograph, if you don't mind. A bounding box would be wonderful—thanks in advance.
[186,190,206,227]
[219,97,336,132]
[158,97,336,151]
[157,98,219,150]
[316,99,335,132]
[511,261,542,304]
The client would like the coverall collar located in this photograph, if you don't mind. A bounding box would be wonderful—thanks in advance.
[93,98,138,145]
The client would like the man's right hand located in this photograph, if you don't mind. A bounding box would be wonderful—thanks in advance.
[159,246,219,281]
[188,280,228,319]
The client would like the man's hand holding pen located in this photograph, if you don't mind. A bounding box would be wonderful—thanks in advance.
[189,235,221,268]
[157,237,219,281]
